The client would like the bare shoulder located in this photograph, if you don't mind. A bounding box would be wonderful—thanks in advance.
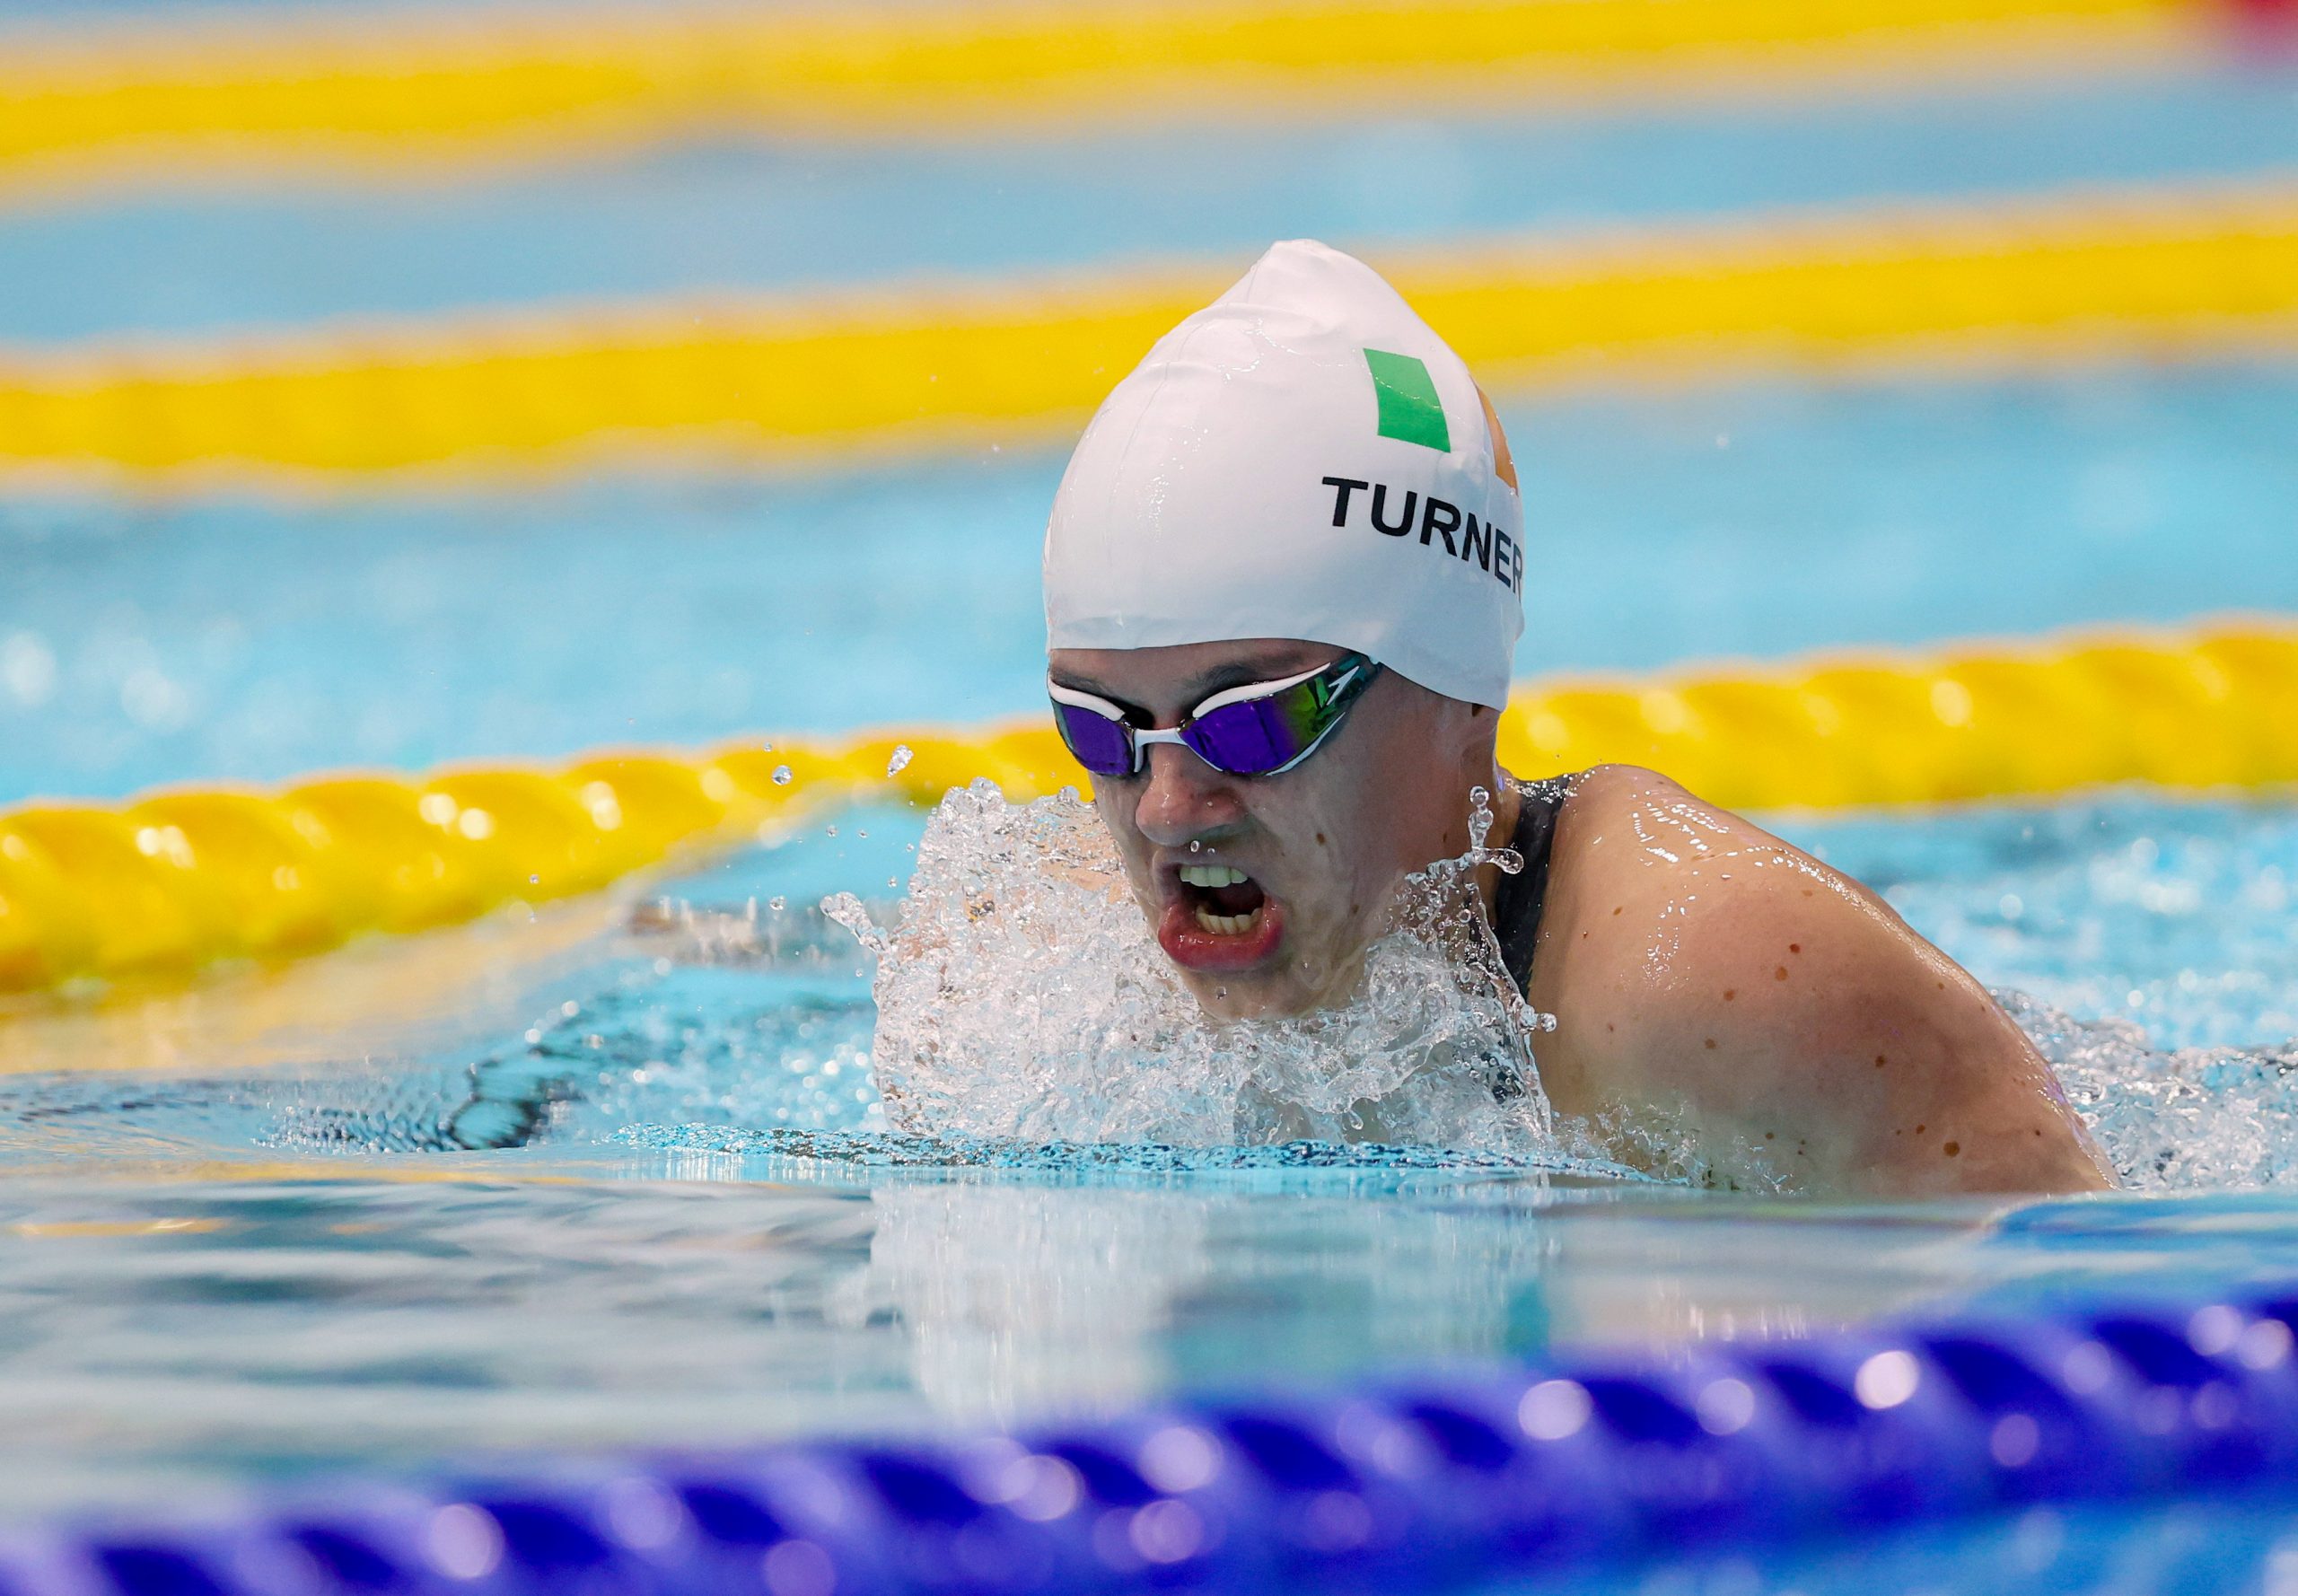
[1521,765,2109,1196]
[1533,762,1891,960]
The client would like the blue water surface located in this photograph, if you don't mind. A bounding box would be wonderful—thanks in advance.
[5,364,2294,803]
[4,10,2297,1588]
[0,787,2293,1543]
[0,70,2292,340]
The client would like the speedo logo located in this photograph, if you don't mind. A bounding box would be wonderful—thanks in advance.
[1320,476,1522,594]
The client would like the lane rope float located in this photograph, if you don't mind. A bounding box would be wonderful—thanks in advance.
[1,182,2294,483]
[0,0,2203,189]
[5,1277,2298,1594]
[1,620,2293,996]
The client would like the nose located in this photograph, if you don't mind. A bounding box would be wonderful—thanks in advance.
[1130,741,1246,849]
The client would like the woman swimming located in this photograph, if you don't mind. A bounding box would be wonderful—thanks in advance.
[1041,240,2110,1197]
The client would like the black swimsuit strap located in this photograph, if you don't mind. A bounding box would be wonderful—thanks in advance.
[1490,775,1573,996]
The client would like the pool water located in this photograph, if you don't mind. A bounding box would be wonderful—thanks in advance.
[4,5,2298,1587]
[7,366,2298,804]
[4,787,2297,1550]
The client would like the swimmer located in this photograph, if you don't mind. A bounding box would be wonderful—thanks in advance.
[1042,240,2111,1197]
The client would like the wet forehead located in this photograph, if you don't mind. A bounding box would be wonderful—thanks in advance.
[1048,638,1344,712]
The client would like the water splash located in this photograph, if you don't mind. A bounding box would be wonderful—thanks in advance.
[829,781,1574,1160]
[611,1123,1633,1177]
[195,789,2298,1193]
[2002,989,2298,1190]
[820,890,886,959]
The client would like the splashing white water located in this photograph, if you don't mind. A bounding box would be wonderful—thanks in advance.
[826,781,1565,1156]
[820,785,2298,1190]
[1999,989,2298,1190]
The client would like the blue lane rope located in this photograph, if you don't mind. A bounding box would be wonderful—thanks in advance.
[11,1284,2298,1596]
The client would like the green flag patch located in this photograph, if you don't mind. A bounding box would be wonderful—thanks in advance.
[1363,347,1451,453]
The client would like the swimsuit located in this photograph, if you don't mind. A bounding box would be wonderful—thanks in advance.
[1490,775,1573,995]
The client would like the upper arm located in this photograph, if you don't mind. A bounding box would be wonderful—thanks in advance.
[1523,766,2111,1197]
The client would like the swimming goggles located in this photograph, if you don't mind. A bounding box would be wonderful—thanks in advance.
[1048,652,1383,778]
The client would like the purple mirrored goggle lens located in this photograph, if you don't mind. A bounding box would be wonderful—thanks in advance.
[1180,695,1306,774]
[1049,654,1379,778]
[1049,698,1136,776]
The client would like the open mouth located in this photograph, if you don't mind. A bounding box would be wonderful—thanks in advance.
[1157,863,1285,974]
[1178,864,1267,935]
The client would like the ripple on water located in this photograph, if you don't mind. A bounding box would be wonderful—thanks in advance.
[610,1121,1649,1181]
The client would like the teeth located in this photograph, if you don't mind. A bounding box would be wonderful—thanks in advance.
[1194,906,1259,936]
[1179,864,1249,889]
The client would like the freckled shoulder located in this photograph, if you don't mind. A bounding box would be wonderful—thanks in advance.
[1531,763,1871,946]
[1523,763,1881,1064]
[1521,765,2110,1197]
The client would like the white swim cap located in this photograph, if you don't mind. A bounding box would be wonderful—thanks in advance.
[1044,239,1523,709]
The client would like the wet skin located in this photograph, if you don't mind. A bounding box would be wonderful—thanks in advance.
[1527,764,2114,1197]
[1048,637,2114,1198]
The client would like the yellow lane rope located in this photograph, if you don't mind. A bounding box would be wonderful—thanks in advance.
[2,620,2292,996]
[0,0,2199,189]
[3,183,2293,484]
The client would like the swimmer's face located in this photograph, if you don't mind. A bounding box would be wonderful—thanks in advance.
[1048,638,1495,1021]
